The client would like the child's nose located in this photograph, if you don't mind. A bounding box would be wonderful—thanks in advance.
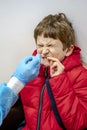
[42,47,49,54]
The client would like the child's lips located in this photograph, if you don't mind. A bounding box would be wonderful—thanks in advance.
[41,56,49,62]
[42,56,47,59]
[41,55,47,59]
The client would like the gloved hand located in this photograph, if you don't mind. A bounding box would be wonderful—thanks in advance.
[13,54,41,84]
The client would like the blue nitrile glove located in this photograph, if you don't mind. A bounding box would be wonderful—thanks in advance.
[13,54,41,84]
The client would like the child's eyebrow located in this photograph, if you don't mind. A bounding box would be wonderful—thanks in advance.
[37,37,53,44]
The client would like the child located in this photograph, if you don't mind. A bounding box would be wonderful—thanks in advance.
[20,13,87,130]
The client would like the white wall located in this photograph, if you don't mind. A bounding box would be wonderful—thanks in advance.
[0,0,87,82]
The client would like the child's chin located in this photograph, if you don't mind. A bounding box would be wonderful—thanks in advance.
[41,59,50,66]
[41,61,50,67]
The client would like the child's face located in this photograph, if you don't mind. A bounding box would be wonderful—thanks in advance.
[36,35,67,66]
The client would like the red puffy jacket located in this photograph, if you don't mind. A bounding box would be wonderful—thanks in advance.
[20,46,87,130]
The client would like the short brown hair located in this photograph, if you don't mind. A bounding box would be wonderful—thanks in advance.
[34,13,75,50]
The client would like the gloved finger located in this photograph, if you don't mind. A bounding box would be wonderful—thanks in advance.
[36,53,41,61]
[25,54,40,64]
[32,54,41,65]
[23,56,33,64]
[26,54,40,67]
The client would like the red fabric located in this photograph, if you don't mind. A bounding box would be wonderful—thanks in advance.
[20,46,87,130]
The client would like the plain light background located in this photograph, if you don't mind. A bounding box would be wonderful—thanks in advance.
[0,0,87,82]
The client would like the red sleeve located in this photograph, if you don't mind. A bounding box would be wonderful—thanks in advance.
[49,72,87,130]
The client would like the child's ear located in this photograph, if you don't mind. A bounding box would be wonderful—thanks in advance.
[65,45,74,56]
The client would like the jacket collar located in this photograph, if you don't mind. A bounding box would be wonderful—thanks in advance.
[62,46,82,71]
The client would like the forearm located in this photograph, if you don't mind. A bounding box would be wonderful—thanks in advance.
[0,83,18,125]
[0,76,25,125]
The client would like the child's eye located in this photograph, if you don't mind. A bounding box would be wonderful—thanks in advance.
[48,45,52,47]
[37,45,43,48]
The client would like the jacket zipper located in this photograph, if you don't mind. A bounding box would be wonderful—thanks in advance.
[36,67,48,130]
[36,83,45,130]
